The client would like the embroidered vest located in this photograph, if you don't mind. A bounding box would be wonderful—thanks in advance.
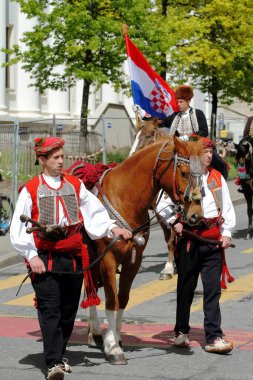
[207,168,222,212]
[25,173,83,254]
[169,107,199,136]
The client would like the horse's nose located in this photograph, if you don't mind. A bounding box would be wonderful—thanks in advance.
[190,213,198,223]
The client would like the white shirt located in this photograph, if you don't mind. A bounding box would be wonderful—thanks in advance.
[156,171,236,238]
[10,174,117,262]
[177,109,193,138]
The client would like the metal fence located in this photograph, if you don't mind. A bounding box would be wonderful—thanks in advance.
[0,114,247,207]
[0,115,135,206]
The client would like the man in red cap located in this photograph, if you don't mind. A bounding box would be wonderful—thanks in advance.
[156,134,236,354]
[10,137,132,380]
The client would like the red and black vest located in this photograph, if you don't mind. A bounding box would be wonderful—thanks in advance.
[25,173,83,254]
[207,168,223,213]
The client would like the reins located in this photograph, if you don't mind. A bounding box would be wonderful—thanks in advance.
[15,210,166,297]
[16,204,234,297]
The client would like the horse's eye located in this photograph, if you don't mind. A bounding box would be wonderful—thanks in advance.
[181,172,188,178]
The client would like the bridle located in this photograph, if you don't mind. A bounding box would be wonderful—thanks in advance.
[153,142,202,200]
[237,138,253,178]
[152,142,203,226]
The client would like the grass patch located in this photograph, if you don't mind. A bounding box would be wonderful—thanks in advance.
[226,156,237,180]
[95,150,129,164]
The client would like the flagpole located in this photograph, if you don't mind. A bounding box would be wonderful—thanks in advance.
[122,24,140,131]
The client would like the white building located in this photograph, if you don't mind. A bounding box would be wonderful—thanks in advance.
[0,0,252,144]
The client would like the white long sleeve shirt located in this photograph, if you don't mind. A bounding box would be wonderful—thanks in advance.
[10,174,117,262]
[156,171,236,238]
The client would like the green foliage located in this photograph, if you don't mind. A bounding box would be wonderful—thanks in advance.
[226,155,237,180]
[96,149,129,164]
[3,0,153,95]
[164,0,253,104]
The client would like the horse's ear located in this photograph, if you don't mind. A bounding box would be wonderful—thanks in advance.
[234,143,238,149]
[152,117,159,128]
[136,119,145,132]
[173,136,185,154]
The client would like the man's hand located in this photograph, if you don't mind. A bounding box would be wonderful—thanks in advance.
[29,256,46,274]
[220,236,231,249]
[172,222,183,236]
[132,104,148,119]
[111,227,132,240]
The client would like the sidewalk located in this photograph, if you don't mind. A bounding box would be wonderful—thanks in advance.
[0,180,244,269]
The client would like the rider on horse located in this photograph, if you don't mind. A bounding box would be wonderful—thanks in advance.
[133,84,229,180]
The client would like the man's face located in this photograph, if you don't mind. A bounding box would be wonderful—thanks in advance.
[200,148,213,171]
[177,99,191,112]
[39,148,64,177]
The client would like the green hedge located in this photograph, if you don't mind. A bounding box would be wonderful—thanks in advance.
[226,156,237,180]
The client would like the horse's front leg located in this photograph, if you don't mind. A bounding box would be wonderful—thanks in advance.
[116,248,143,345]
[88,305,103,348]
[101,252,127,364]
[104,309,127,364]
[243,186,253,239]
[159,222,176,280]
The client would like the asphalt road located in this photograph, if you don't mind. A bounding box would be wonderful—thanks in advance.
[1,201,253,380]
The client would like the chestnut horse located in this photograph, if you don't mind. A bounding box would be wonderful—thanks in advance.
[87,137,203,365]
[129,118,177,280]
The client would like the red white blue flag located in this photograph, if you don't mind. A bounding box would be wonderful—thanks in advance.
[124,33,179,118]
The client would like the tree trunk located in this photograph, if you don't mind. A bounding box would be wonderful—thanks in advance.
[210,91,218,140]
[160,0,169,80]
[80,80,90,154]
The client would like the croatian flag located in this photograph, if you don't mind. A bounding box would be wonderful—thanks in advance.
[124,33,179,118]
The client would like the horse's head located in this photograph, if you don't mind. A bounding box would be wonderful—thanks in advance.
[234,137,252,163]
[154,137,204,226]
[129,118,168,156]
[234,136,253,176]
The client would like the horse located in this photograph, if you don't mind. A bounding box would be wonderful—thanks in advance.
[234,135,253,239]
[129,118,178,280]
[84,137,204,365]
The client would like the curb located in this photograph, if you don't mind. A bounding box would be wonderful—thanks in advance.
[0,254,22,270]
[233,197,245,207]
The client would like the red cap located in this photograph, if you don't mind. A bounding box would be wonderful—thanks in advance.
[189,134,215,149]
[34,137,65,157]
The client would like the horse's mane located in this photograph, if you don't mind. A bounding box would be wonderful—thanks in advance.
[126,137,203,164]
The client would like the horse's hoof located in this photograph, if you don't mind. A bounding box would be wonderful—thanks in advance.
[108,353,127,365]
[88,334,104,348]
[159,273,172,280]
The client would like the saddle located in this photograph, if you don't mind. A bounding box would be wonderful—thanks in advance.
[66,161,117,190]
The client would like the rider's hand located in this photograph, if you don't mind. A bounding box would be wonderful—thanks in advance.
[111,227,132,240]
[29,256,46,274]
[132,104,147,120]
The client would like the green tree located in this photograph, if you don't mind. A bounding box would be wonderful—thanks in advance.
[3,0,153,151]
[162,0,253,138]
